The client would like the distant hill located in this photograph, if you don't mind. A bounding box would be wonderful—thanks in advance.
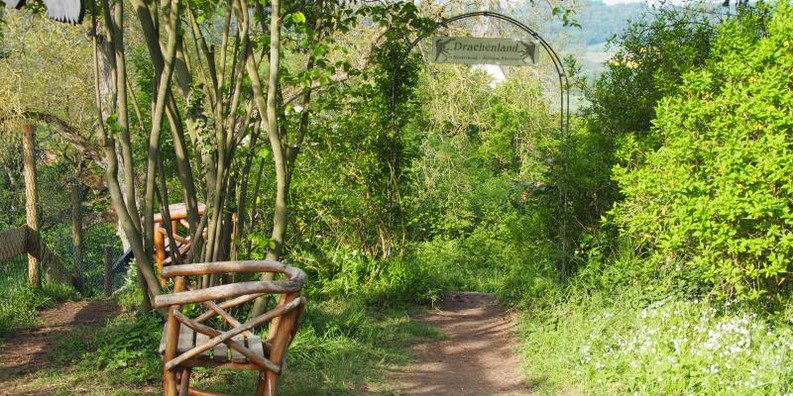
[520,0,649,47]
[520,0,650,79]
[562,0,649,46]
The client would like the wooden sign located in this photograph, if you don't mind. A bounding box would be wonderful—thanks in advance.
[429,37,537,66]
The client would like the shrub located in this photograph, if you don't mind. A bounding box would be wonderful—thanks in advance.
[80,313,163,384]
[0,281,78,337]
[611,2,793,301]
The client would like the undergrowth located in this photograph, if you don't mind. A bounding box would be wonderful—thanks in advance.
[519,281,793,395]
[0,282,78,337]
[5,287,442,394]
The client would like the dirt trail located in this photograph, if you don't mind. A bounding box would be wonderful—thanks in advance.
[388,292,530,395]
[0,299,120,393]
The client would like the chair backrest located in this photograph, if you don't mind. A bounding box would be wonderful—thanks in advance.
[154,261,306,383]
[151,203,207,282]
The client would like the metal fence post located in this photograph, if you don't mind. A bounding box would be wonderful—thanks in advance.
[104,246,113,297]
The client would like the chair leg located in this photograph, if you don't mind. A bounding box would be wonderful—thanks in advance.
[164,367,178,396]
[178,368,191,396]
[255,371,272,396]
[265,371,280,396]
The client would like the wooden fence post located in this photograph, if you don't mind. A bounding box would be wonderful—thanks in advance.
[104,246,113,297]
[22,123,40,289]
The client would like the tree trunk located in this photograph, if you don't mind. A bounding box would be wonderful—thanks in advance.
[251,0,283,317]
[22,123,40,289]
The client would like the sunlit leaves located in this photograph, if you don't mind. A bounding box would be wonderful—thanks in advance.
[612,2,793,301]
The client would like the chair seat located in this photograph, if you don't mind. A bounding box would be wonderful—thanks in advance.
[159,323,268,365]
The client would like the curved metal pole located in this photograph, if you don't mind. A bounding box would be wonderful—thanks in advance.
[389,11,570,279]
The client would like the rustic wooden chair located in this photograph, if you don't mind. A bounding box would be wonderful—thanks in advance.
[152,203,207,285]
[154,260,307,396]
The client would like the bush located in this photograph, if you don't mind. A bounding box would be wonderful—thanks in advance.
[79,313,163,384]
[611,2,793,301]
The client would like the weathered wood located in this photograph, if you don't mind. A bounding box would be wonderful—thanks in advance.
[160,260,305,280]
[163,276,186,396]
[248,336,265,362]
[71,182,85,294]
[213,335,229,361]
[0,226,28,262]
[230,335,247,363]
[169,315,277,372]
[167,310,284,373]
[199,300,254,338]
[161,242,192,266]
[264,295,304,396]
[158,261,307,396]
[155,227,167,286]
[178,325,195,353]
[0,225,77,290]
[178,368,190,396]
[153,202,206,282]
[194,332,212,358]
[154,202,206,223]
[187,389,224,396]
[194,293,264,323]
[154,280,302,308]
[26,227,80,289]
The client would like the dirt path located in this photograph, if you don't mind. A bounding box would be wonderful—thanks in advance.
[0,299,120,393]
[388,292,530,395]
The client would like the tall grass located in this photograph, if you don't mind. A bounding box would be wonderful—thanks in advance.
[0,254,78,337]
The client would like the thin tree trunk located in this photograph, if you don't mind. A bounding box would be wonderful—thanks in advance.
[235,126,260,254]
[143,0,181,265]
[92,9,160,311]
[22,123,40,289]
[251,0,283,316]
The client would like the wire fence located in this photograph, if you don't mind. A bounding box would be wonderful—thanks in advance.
[0,225,132,296]
[0,125,135,296]
[0,254,28,293]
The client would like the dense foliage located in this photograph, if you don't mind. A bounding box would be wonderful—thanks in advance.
[518,3,793,395]
[612,3,793,301]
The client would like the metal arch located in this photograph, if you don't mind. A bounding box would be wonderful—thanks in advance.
[389,10,571,278]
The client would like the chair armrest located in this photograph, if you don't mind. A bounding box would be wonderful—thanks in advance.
[154,279,303,308]
[160,260,305,281]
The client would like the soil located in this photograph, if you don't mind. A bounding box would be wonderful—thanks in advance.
[387,291,531,395]
[0,299,121,394]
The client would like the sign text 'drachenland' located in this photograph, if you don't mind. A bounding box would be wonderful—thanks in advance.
[429,37,537,66]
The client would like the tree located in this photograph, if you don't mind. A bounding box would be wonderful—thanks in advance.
[565,3,720,272]
[84,0,437,313]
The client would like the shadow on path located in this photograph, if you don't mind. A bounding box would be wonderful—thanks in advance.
[387,292,533,395]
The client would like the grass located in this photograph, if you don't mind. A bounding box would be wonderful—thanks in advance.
[1,295,442,395]
[0,281,78,338]
[191,299,443,395]
[518,284,793,395]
